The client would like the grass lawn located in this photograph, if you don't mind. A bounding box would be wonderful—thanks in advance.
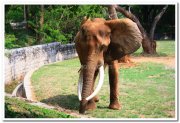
[31,40,175,118]
[133,40,175,57]
[5,96,75,118]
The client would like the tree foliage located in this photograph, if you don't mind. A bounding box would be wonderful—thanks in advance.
[114,5,174,54]
[5,5,107,49]
[130,5,175,36]
[5,5,175,49]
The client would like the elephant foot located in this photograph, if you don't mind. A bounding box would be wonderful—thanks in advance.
[94,96,99,102]
[86,101,96,110]
[109,101,121,110]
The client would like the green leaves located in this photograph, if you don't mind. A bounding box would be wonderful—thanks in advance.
[41,5,107,44]
[5,5,107,49]
[5,34,20,49]
[5,5,24,22]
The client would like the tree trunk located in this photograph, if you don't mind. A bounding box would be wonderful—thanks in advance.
[108,5,131,63]
[142,35,156,54]
[149,5,168,40]
[113,5,154,54]
[147,5,168,54]
[40,5,44,28]
[37,5,44,44]
[113,5,168,55]
[23,5,27,22]
[23,5,29,29]
[108,6,118,19]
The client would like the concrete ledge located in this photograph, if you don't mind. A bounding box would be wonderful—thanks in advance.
[12,82,26,98]
[5,42,77,84]
[6,43,78,104]
[23,68,39,101]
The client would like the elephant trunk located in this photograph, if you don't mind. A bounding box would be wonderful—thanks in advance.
[79,60,97,114]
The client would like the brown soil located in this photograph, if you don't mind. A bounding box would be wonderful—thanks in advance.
[119,56,175,69]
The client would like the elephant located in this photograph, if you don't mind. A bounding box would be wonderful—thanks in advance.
[74,17,142,114]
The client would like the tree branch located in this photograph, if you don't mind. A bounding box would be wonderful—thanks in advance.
[108,6,118,19]
[113,5,147,38]
[149,5,168,40]
[113,5,157,54]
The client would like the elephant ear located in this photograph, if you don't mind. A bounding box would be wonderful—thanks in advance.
[105,18,142,62]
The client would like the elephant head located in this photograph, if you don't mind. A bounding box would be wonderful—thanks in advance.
[74,17,142,114]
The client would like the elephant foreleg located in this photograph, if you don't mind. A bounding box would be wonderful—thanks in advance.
[108,60,121,110]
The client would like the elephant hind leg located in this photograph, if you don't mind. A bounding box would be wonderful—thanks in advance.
[109,100,121,110]
[108,60,121,110]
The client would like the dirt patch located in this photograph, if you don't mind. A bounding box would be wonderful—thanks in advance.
[165,110,175,117]
[120,56,175,69]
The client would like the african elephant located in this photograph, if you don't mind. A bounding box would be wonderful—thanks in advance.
[74,17,142,114]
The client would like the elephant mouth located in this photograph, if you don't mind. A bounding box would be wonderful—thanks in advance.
[77,65,104,101]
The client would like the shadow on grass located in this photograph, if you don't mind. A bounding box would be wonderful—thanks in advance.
[132,52,169,57]
[41,94,79,111]
[46,63,79,68]
[45,64,65,67]
[97,105,109,109]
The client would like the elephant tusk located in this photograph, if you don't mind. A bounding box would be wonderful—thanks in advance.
[78,66,83,101]
[86,65,104,101]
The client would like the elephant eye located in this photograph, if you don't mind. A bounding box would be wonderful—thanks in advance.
[81,27,85,35]
[99,30,105,37]
[105,32,110,37]
[99,30,110,38]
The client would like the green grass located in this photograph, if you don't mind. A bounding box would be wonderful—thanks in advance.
[31,40,175,118]
[133,40,175,57]
[5,96,75,118]
[31,61,175,117]
[31,58,81,110]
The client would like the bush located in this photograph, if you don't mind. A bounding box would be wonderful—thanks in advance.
[5,34,20,49]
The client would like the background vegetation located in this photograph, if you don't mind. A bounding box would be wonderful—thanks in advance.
[5,5,175,49]
[5,5,107,49]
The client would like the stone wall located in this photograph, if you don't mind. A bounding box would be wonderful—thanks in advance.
[5,42,77,84]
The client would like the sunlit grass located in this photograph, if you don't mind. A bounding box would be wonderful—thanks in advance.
[133,40,175,57]
[31,61,175,118]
